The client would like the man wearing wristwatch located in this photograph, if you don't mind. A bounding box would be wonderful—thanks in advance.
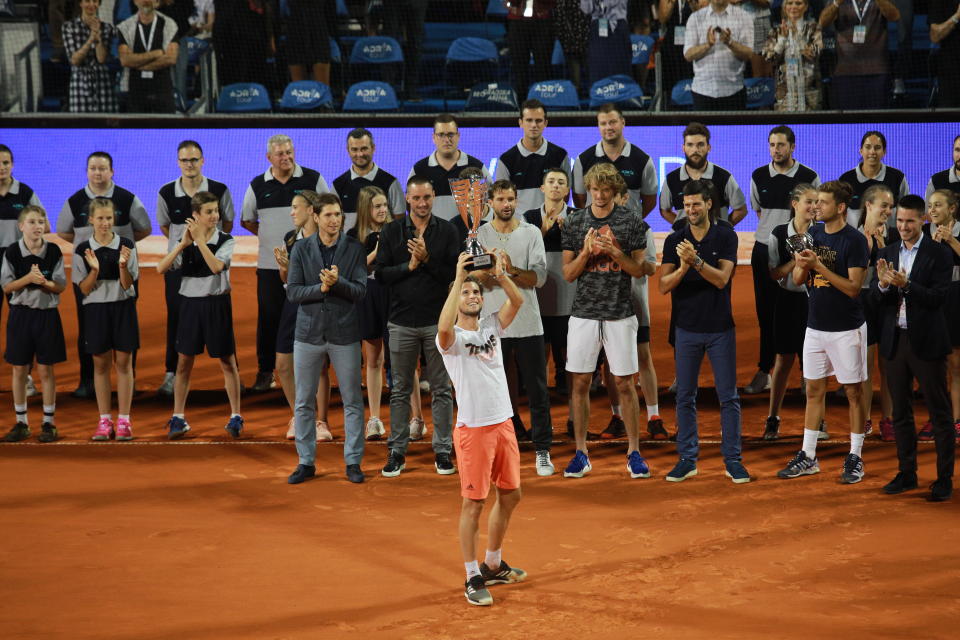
[659,179,750,484]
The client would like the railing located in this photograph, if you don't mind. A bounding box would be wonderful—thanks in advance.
[12,39,37,112]
[186,40,217,115]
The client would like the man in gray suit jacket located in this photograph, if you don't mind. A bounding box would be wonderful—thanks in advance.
[286,193,368,484]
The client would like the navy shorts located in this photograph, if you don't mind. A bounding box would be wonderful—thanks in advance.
[83,298,139,354]
[358,277,389,342]
[773,288,808,356]
[276,299,298,354]
[4,306,67,366]
[177,294,236,358]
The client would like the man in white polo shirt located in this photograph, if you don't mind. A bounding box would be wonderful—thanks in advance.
[683,0,754,110]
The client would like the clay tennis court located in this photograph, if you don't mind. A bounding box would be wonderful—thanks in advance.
[2,265,958,639]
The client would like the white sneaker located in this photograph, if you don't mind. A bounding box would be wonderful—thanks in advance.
[409,417,427,441]
[316,421,333,442]
[25,375,38,397]
[285,417,295,440]
[742,370,770,395]
[157,372,175,397]
[535,450,555,476]
[365,417,385,440]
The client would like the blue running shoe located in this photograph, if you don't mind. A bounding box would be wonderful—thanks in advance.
[627,451,651,478]
[665,458,698,482]
[225,415,244,439]
[563,450,592,478]
[167,416,190,440]
[725,460,751,484]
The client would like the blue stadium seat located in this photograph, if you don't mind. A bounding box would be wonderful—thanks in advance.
[216,83,271,113]
[745,77,775,109]
[486,0,508,17]
[630,34,655,66]
[343,81,399,112]
[670,78,693,108]
[336,0,347,16]
[465,82,518,111]
[527,79,579,110]
[181,37,210,66]
[280,81,334,111]
[348,36,405,92]
[330,38,342,64]
[445,37,500,107]
[589,75,644,109]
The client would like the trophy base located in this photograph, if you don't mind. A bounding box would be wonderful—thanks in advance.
[465,253,494,272]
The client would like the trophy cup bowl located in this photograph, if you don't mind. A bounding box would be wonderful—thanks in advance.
[449,176,494,272]
[785,232,814,255]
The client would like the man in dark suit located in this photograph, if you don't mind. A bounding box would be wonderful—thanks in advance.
[873,195,955,502]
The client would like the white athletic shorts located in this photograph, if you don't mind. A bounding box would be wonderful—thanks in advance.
[802,323,868,384]
[566,315,639,377]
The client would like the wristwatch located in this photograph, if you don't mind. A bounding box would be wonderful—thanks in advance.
[693,256,705,271]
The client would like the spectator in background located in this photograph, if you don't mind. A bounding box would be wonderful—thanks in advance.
[285,0,333,86]
[762,0,822,111]
[930,1,960,108]
[213,0,274,87]
[383,0,428,101]
[658,0,701,96]
[555,0,590,91]
[730,0,772,75]
[506,1,556,100]
[683,0,754,110]
[118,0,179,113]
[159,0,194,106]
[818,0,900,110]
[331,128,406,232]
[64,0,119,113]
[580,0,632,87]
[189,0,215,36]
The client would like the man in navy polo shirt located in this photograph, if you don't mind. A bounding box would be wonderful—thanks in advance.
[778,180,870,484]
[659,179,750,484]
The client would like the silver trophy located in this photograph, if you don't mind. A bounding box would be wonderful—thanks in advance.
[785,232,815,254]
[449,176,493,272]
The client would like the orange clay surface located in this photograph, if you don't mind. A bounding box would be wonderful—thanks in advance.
[1,266,958,639]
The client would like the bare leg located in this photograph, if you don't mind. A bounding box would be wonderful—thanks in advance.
[173,354,195,415]
[570,372,592,451]
[804,377,827,430]
[768,353,794,417]
[636,342,658,411]
[37,364,56,407]
[12,365,28,407]
[604,365,619,413]
[115,351,134,415]
[220,355,242,414]
[363,339,385,420]
[486,487,521,554]
[276,352,295,410]
[845,380,865,435]
[312,62,330,85]
[93,352,113,415]
[614,375,641,453]
[288,64,306,82]
[459,498,485,563]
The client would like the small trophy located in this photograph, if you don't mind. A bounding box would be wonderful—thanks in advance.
[449,176,493,272]
[785,232,814,254]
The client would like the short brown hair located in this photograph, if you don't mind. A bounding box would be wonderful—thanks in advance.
[17,204,46,224]
[683,122,710,142]
[818,181,853,208]
[433,113,458,129]
[191,191,219,212]
[316,192,343,215]
[463,275,484,295]
[597,103,624,119]
[489,179,517,199]
[88,197,115,216]
[583,162,626,193]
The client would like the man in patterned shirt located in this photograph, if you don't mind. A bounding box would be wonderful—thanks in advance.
[560,162,651,480]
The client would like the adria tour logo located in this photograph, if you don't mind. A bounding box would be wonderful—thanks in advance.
[229,86,262,103]
[594,80,627,99]
[355,86,388,103]
[531,82,566,99]
[362,42,395,59]
[291,88,323,103]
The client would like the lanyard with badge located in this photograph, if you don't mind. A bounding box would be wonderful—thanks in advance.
[675,0,686,46]
[852,0,870,44]
[137,18,158,78]
[784,23,806,110]
[595,0,609,37]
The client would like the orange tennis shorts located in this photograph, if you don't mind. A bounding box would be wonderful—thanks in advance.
[452,418,521,500]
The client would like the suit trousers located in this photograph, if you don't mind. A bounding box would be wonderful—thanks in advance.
[885,331,955,481]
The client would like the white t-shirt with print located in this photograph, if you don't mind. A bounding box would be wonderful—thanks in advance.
[436,313,514,428]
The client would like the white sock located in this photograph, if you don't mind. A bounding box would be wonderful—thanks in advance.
[119,414,130,422]
[42,404,55,425]
[802,429,820,459]
[611,404,621,416]
[465,560,481,580]
[100,413,111,421]
[484,548,502,569]
[231,413,241,419]
[850,432,865,457]
[646,404,659,419]
[14,403,27,425]
[174,413,185,420]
